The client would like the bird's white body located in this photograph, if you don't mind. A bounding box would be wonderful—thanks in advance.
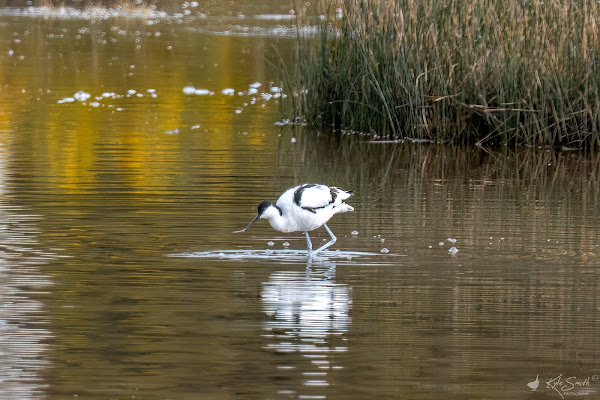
[264,184,354,233]
[235,184,354,255]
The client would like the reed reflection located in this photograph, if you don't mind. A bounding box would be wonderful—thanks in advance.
[262,262,350,397]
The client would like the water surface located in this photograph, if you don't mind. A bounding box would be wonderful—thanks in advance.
[1,2,600,399]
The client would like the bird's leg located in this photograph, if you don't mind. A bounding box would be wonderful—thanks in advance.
[304,231,313,254]
[305,255,313,270]
[313,224,336,255]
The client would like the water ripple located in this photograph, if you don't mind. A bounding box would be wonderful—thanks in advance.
[0,205,55,398]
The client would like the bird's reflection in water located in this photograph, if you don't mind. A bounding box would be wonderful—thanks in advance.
[261,261,351,398]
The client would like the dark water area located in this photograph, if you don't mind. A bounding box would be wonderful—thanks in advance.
[1,1,600,399]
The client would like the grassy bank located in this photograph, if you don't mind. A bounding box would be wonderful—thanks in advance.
[291,0,600,149]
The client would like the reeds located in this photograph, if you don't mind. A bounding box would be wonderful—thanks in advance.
[291,0,600,149]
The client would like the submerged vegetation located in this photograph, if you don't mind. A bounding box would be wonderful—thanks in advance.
[291,0,600,149]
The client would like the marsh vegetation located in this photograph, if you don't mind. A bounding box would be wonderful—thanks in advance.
[291,0,600,149]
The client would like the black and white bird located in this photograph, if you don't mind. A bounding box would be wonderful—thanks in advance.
[234,184,354,254]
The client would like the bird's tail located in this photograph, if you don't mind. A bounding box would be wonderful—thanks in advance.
[338,190,353,201]
[337,203,354,213]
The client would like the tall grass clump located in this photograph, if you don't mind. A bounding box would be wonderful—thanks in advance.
[292,0,600,149]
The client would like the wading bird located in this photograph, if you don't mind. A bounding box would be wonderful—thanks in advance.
[234,184,354,255]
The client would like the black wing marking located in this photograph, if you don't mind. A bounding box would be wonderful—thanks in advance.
[329,187,338,204]
[293,184,317,207]
[294,184,338,213]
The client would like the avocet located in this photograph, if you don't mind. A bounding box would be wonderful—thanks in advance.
[235,184,354,254]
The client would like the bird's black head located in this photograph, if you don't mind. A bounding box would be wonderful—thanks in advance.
[234,200,277,234]
[257,200,272,215]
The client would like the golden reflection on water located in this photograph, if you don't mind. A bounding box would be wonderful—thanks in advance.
[0,8,600,400]
[0,16,285,202]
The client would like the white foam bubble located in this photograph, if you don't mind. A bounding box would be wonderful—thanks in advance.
[182,85,196,95]
[73,91,91,101]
